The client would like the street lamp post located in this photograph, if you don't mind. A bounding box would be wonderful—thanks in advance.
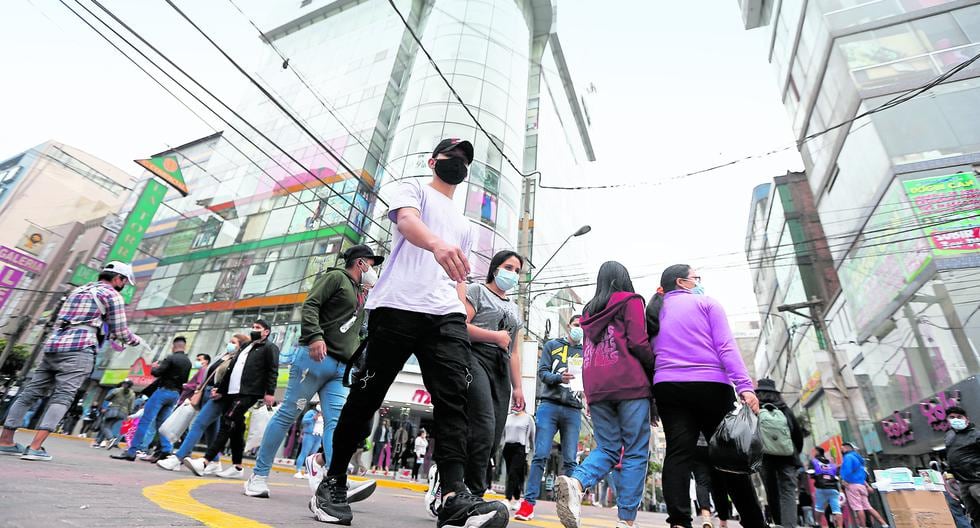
[518,225,591,333]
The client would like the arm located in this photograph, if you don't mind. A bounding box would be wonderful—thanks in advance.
[396,208,469,283]
[301,273,339,361]
[151,356,171,377]
[706,300,755,395]
[302,410,316,429]
[264,344,280,398]
[509,329,524,411]
[464,292,508,348]
[624,297,655,377]
[103,290,139,345]
[537,341,563,386]
[183,368,205,391]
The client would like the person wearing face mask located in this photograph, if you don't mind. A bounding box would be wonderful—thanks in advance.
[157,334,249,474]
[454,250,525,498]
[311,138,509,528]
[0,261,141,461]
[183,320,279,479]
[178,354,212,405]
[647,264,765,528]
[245,245,381,501]
[514,315,585,521]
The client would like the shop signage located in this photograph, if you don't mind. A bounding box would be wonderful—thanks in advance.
[801,371,822,406]
[412,389,432,405]
[903,172,980,256]
[69,264,134,303]
[882,411,914,446]
[135,155,189,196]
[0,265,25,310]
[0,246,45,274]
[105,179,168,263]
[920,390,961,433]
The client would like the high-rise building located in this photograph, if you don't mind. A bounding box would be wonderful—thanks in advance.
[108,0,593,450]
[741,1,980,462]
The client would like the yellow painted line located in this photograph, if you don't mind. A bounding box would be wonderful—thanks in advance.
[516,514,618,528]
[143,479,272,528]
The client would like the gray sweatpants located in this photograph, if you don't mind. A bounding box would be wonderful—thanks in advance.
[4,347,95,432]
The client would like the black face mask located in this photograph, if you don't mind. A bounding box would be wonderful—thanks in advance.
[113,283,125,292]
[250,330,263,342]
[434,157,468,185]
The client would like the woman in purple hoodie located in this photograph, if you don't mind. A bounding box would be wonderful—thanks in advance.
[646,264,765,528]
[554,261,653,528]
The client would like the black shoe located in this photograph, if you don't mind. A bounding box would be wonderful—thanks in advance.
[437,491,508,528]
[309,476,353,525]
[110,452,136,461]
[143,452,167,464]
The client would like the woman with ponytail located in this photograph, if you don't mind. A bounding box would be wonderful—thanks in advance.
[647,264,765,528]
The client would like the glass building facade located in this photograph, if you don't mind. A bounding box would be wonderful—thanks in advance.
[102,0,594,423]
[743,0,980,461]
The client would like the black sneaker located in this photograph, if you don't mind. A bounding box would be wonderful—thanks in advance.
[437,491,508,528]
[309,476,353,525]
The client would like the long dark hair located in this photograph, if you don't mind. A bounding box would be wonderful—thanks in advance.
[486,250,524,284]
[646,264,692,337]
[584,261,635,316]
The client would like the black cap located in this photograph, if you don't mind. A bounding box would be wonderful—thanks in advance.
[342,244,384,266]
[432,138,474,164]
[756,378,778,393]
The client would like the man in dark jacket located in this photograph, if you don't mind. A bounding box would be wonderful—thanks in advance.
[945,406,980,522]
[245,245,380,500]
[184,320,279,480]
[514,316,584,521]
[756,378,805,528]
[112,337,191,462]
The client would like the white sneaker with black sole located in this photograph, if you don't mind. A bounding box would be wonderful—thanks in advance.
[304,454,378,503]
[555,475,583,528]
[424,465,441,519]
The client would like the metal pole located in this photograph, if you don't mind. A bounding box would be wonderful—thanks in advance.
[809,299,866,452]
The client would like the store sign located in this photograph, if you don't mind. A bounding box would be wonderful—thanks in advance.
[16,230,45,256]
[800,371,822,406]
[903,172,980,256]
[0,265,25,310]
[68,264,134,303]
[877,377,980,455]
[105,180,168,263]
[135,156,188,196]
[920,390,961,433]
[882,411,914,446]
[0,246,45,274]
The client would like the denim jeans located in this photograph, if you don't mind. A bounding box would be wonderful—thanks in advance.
[175,393,223,463]
[525,401,582,504]
[571,398,650,522]
[3,348,95,432]
[297,433,321,471]
[253,348,349,477]
[127,388,179,455]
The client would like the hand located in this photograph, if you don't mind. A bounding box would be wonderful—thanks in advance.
[511,387,525,412]
[495,330,511,351]
[650,414,660,428]
[151,361,160,369]
[211,388,222,400]
[741,391,760,414]
[432,241,470,283]
[584,401,591,419]
[129,336,141,347]
[561,371,576,384]
[263,395,276,408]
[309,341,328,362]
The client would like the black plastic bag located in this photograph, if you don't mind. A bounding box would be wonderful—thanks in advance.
[709,404,763,474]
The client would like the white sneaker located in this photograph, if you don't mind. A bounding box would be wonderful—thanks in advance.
[183,457,207,477]
[99,440,108,448]
[244,474,270,498]
[203,462,222,476]
[305,454,324,494]
[347,479,377,503]
[424,465,440,519]
[294,471,306,479]
[156,455,182,471]
[555,475,583,528]
[137,452,155,461]
[509,500,519,511]
[615,522,637,528]
[216,465,244,479]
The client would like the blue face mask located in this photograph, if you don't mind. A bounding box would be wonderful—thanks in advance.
[192,361,203,369]
[690,284,706,296]
[226,343,237,353]
[950,418,968,431]
[494,269,519,292]
[569,326,584,343]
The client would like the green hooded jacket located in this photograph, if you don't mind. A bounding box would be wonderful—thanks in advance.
[300,267,365,362]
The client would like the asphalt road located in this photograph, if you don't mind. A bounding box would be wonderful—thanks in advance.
[0,432,686,528]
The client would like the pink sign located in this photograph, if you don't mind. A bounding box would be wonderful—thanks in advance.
[0,265,26,309]
[0,246,44,274]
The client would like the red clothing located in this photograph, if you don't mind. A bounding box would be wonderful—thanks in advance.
[580,292,654,403]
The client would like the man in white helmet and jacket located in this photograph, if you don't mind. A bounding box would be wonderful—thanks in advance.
[0,261,141,461]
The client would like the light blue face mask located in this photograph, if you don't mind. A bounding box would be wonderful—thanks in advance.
[569,326,584,343]
[494,268,519,292]
[950,418,968,431]
[690,284,706,296]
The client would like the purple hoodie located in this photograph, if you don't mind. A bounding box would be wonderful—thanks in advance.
[580,292,654,403]
[652,289,754,395]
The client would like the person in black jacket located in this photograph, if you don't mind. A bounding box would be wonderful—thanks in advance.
[756,378,804,528]
[945,406,980,522]
[112,337,192,461]
[184,320,279,480]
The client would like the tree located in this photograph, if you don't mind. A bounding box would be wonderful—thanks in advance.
[0,340,32,378]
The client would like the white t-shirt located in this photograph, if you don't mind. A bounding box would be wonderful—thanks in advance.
[414,436,429,458]
[226,343,254,395]
[366,180,473,315]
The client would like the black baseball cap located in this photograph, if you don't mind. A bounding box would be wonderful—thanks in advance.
[342,244,384,266]
[432,138,474,164]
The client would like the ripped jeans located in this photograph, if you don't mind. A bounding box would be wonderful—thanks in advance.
[252,347,349,477]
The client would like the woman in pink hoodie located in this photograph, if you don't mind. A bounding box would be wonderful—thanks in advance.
[647,264,764,528]
[554,261,653,528]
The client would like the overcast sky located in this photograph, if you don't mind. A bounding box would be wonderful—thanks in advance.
[2,0,803,322]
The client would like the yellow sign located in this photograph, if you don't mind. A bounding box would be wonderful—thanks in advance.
[801,371,822,405]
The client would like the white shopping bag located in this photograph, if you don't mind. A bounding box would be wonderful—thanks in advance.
[158,401,198,443]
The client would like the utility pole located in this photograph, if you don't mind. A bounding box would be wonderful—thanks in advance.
[779,297,866,451]
[516,175,537,336]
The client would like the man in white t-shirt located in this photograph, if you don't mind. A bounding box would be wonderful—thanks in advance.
[311,138,508,528]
